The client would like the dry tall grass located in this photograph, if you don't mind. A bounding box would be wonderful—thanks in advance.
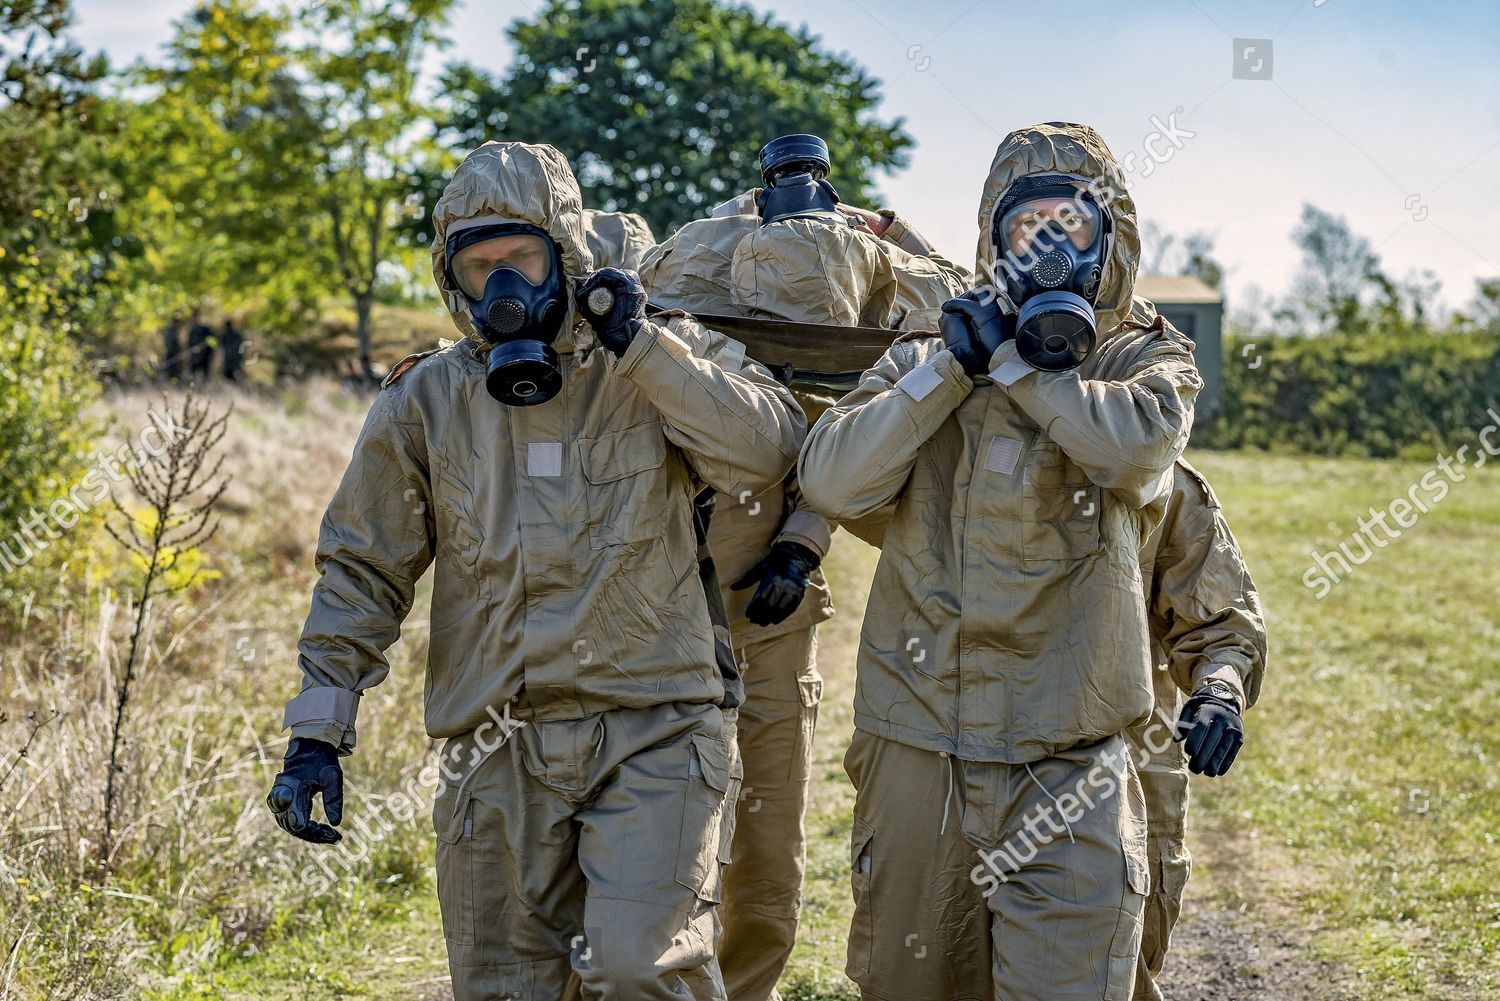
[1,381,439,999]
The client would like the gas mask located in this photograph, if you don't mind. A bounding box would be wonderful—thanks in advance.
[755,134,842,225]
[446,222,568,406]
[991,176,1114,371]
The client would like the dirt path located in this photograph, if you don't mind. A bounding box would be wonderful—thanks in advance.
[1163,905,1365,1001]
[403,909,1358,1001]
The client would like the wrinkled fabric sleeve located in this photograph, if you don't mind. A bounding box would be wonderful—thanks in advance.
[798,341,971,521]
[614,313,806,499]
[997,337,1201,507]
[1150,469,1267,709]
[877,210,938,256]
[774,472,834,558]
[287,385,435,754]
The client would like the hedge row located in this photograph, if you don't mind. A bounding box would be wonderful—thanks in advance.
[1200,329,1500,458]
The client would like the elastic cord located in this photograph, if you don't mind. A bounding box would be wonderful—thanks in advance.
[939,751,957,836]
[1024,761,1075,844]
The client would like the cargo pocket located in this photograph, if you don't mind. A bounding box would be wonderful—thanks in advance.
[790,675,823,781]
[1104,834,1151,1001]
[1142,837,1193,976]
[675,732,732,904]
[719,736,745,868]
[1021,439,1102,564]
[580,422,671,548]
[433,787,476,948]
[846,819,876,982]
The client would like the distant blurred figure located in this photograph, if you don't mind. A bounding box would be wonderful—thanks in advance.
[161,314,185,382]
[188,310,215,382]
[221,318,246,382]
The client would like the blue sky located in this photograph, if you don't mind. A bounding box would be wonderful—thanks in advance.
[72,0,1500,312]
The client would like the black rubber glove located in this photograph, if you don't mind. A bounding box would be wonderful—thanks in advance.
[266,737,345,844]
[939,290,1014,376]
[576,267,648,357]
[1174,689,1245,777]
[731,540,820,627]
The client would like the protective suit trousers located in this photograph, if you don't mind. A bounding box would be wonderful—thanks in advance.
[1123,704,1193,1001]
[433,700,740,1000]
[718,628,822,1001]
[842,729,1149,1001]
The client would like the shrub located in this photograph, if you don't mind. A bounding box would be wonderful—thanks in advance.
[0,316,102,616]
[1202,328,1500,457]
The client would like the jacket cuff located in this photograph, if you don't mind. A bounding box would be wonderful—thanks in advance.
[878,210,936,255]
[777,509,833,558]
[1191,665,1246,709]
[289,722,357,754]
[283,686,360,755]
[613,318,669,381]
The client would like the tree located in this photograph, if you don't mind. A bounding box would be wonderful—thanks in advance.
[1139,222,1224,290]
[1179,232,1225,291]
[298,0,454,379]
[1460,277,1500,333]
[1288,203,1386,334]
[0,0,105,603]
[441,0,913,236]
[0,0,126,333]
[120,0,324,341]
[125,0,453,381]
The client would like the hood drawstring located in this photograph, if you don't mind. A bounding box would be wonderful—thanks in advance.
[1024,761,1075,844]
[939,750,957,836]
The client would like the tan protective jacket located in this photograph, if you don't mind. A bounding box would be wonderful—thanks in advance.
[282,143,805,752]
[581,208,656,271]
[1144,461,1267,710]
[638,204,965,641]
[798,123,1203,763]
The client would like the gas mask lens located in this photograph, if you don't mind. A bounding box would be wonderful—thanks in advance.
[1000,196,1099,257]
[451,233,553,298]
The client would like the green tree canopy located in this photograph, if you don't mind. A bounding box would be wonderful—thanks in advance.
[120,0,455,378]
[441,0,913,236]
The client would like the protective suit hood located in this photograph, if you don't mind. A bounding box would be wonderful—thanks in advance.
[582,208,657,271]
[430,141,596,353]
[731,212,899,327]
[975,122,1141,338]
[638,200,962,329]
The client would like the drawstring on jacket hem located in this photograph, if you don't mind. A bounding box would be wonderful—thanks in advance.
[939,750,957,836]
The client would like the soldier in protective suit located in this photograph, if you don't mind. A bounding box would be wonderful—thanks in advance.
[798,122,1203,1000]
[1127,454,1266,999]
[266,141,806,1001]
[635,196,965,1001]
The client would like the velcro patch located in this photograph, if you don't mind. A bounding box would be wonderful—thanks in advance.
[896,363,943,402]
[527,442,563,477]
[983,436,1024,475]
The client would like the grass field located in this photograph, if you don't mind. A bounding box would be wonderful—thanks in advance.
[3,388,1497,1000]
